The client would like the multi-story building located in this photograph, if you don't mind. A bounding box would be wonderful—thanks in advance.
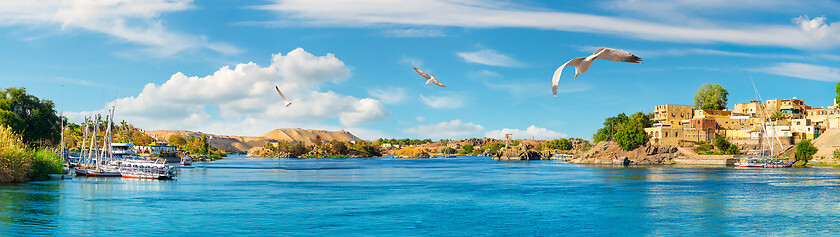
[766,97,807,119]
[693,109,732,119]
[653,104,692,127]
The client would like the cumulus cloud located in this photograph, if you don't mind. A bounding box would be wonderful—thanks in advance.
[485,126,568,140]
[367,87,407,104]
[402,120,485,138]
[68,48,389,136]
[0,0,238,56]
[255,0,834,49]
[754,62,840,82]
[457,49,523,67]
[419,94,464,109]
[794,16,840,46]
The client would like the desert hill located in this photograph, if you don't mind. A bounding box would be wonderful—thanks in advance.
[144,128,361,153]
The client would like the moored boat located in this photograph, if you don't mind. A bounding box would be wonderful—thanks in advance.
[119,160,176,180]
[181,155,192,166]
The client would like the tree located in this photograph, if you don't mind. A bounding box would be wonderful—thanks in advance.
[442,147,456,154]
[461,144,474,154]
[0,87,61,145]
[614,121,647,151]
[168,134,187,147]
[714,136,731,151]
[693,83,728,110]
[795,139,818,163]
[330,141,348,155]
[314,135,323,146]
[836,82,840,106]
[770,111,785,121]
[726,144,740,155]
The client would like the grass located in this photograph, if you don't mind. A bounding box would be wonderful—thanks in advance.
[0,126,64,183]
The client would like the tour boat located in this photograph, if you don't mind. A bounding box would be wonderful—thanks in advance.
[444,155,457,158]
[181,155,192,166]
[550,154,575,160]
[119,160,176,180]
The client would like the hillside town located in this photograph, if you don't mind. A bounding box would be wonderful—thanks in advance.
[645,97,834,150]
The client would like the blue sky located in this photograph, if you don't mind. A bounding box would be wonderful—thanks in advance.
[3,0,840,140]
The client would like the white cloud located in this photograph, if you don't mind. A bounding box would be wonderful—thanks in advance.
[400,55,424,67]
[402,120,485,138]
[416,116,425,122]
[754,62,840,82]
[384,28,445,37]
[255,0,835,49]
[367,87,407,104]
[419,94,464,109]
[485,126,568,140]
[457,49,523,67]
[68,48,389,136]
[577,46,806,60]
[0,0,238,56]
[795,16,840,47]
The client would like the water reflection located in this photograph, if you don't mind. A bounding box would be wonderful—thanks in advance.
[0,182,61,236]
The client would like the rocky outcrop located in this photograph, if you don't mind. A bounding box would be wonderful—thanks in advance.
[492,144,543,161]
[569,141,680,165]
[246,147,295,158]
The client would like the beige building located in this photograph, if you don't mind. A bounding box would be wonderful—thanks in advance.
[653,104,692,127]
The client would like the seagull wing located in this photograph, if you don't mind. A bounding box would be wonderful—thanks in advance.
[430,78,446,88]
[413,67,431,80]
[275,86,289,102]
[552,57,584,97]
[592,48,641,63]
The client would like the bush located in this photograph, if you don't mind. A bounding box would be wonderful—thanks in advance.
[726,144,740,155]
[29,149,64,181]
[396,147,425,157]
[834,149,840,159]
[795,139,818,163]
[714,136,731,151]
[0,126,32,183]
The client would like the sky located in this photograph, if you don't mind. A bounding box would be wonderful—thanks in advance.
[2,0,840,140]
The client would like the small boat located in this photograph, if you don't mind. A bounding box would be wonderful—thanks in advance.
[550,154,574,160]
[444,155,456,158]
[119,160,176,180]
[181,155,192,166]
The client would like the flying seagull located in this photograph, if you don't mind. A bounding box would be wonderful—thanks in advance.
[551,48,641,97]
[413,67,446,88]
[275,86,292,107]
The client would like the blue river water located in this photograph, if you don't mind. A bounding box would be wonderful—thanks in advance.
[3,155,840,236]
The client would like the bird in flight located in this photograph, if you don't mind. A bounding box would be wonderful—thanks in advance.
[413,67,446,88]
[552,48,641,97]
[275,85,292,107]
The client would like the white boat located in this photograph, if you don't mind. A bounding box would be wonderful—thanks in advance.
[181,155,192,166]
[119,160,176,180]
[734,77,791,168]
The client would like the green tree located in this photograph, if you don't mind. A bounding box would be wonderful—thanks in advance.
[714,136,731,151]
[168,134,187,147]
[461,144,474,154]
[770,111,785,121]
[693,83,729,110]
[836,82,840,106]
[0,87,61,145]
[314,135,323,146]
[330,140,348,155]
[726,144,740,155]
[614,121,647,151]
[795,139,818,163]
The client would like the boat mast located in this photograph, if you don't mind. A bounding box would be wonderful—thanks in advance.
[80,115,88,165]
[87,114,99,168]
[749,76,784,157]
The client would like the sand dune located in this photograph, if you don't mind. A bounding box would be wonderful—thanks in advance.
[144,129,361,153]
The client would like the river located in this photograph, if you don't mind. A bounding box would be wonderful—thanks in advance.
[2,155,840,236]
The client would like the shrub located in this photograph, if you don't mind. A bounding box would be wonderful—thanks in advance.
[726,144,740,155]
[29,149,64,181]
[0,126,32,183]
[714,136,731,151]
[795,139,818,162]
[834,149,840,159]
